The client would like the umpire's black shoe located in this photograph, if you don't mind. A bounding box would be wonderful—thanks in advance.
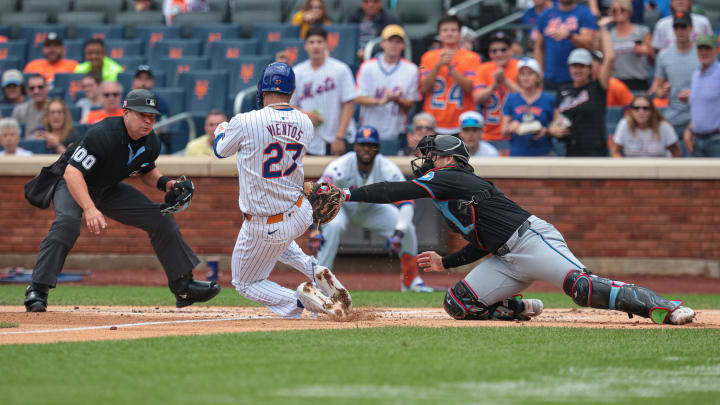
[175,280,221,308]
[24,286,48,312]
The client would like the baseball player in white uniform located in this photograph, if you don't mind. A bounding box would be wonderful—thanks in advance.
[213,62,352,318]
[290,27,357,156]
[311,126,434,292]
[355,24,421,156]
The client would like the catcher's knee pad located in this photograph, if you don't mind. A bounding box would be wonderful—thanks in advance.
[443,280,488,320]
[563,270,681,323]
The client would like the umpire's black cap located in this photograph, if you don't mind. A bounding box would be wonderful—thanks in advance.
[122,89,160,114]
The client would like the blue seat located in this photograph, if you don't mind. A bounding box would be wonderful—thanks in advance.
[153,87,185,117]
[265,38,308,66]
[251,23,300,54]
[192,24,241,50]
[134,25,182,56]
[19,25,67,61]
[160,56,210,86]
[0,105,14,118]
[67,105,81,122]
[115,56,145,75]
[0,25,10,38]
[0,57,21,71]
[116,71,168,95]
[178,70,229,112]
[325,24,359,67]
[208,39,259,68]
[52,73,85,102]
[222,55,273,96]
[0,40,27,67]
[62,39,83,62]
[74,24,123,42]
[105,39,143,59]
[605,106,625,138]
[147,39,202,66]
[18,138,47,154]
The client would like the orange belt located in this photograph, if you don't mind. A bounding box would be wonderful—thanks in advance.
[243,196,303,224]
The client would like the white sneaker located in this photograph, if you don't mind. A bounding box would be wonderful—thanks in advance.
[296,282,342,316]
[401,276,436,293]
[668,306,695,325]
[520,299,544,318]
[313,266,352,316]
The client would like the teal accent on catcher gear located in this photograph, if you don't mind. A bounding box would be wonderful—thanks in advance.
[563,269,683,324]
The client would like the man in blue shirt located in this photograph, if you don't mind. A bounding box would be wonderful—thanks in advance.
[685,34,720,157]
[534,0,597,90]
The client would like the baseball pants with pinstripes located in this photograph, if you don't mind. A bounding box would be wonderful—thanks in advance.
[463,215,586,306]
[231,197,316,318]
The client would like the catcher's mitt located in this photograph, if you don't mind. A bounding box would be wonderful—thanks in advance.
[303,181,343,225]
[160,176,194,215]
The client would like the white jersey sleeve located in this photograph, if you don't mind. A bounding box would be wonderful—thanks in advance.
[214,116,243,158]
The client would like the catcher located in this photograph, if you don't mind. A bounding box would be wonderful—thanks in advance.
[318,135,696,324]
[23,89,220,312]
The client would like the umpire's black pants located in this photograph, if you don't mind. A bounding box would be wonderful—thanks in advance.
[32,179,200,288]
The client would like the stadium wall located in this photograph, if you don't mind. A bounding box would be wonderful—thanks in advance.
[1,156,719,277]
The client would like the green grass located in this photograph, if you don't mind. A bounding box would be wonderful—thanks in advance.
[1,285,719,309]
[0,321,18,328]
[1,327,719,405]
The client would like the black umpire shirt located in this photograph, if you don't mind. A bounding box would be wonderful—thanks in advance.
[348,166,531,268]
[65,116,161,188]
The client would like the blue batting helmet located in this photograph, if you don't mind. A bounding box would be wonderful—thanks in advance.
[255,62,295,108]
[354,126,380,145]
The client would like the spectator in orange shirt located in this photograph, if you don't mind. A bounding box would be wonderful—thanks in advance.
[590,49,634,107]
[23,32,79,86]
[473,31,521,155]
[419,15,482,135]
[82,81,124,124]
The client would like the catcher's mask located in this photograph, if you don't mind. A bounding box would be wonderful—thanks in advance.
[410,135,471,177]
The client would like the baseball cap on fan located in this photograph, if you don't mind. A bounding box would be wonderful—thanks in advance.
[459,111,483,128]
[381,24,406,40]
[518,58,542,75]
[44,32,63,46]
[567,48,593,66]
[123,89,160,114]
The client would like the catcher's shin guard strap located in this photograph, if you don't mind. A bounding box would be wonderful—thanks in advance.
[563,270,682,323]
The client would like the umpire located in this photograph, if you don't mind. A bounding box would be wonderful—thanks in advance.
[24,89,220,312]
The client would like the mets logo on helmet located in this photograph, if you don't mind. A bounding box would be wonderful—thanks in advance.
[241,64,254,84]
[363,128,372,138]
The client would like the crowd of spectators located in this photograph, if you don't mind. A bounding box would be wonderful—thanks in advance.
[0,0,718,158]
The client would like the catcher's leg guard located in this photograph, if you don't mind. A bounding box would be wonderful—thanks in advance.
[563,270,683,324]
[443,281,531,320]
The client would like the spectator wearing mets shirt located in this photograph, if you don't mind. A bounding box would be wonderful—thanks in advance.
[291,27,356,156]
[355,25,420,156]
[534,0,597,90]
[23,32,78,86]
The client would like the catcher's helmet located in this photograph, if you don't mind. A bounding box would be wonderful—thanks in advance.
[354,126,380,145]
[256,62,295,108]
[411,135,471,177]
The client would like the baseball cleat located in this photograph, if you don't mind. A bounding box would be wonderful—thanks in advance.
[24,287,48,312]
[296,282,346,317]
[313,267,353,315]
[520,299,544,318]
[667,306,695,325]
[401,276,436,293]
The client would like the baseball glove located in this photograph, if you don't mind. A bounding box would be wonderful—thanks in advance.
[160,176,195,215]
[303,181,343,225]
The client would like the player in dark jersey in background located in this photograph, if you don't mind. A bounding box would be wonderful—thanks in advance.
[340,135,695,325]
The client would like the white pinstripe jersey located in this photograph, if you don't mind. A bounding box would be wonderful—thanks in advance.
[320,152,405,208]
[356,55,421,139]
[215,106,314,216]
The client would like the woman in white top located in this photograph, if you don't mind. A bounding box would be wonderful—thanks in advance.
[611,94,682,157]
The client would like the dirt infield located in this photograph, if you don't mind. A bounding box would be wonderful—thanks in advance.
[1,306,718,346]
